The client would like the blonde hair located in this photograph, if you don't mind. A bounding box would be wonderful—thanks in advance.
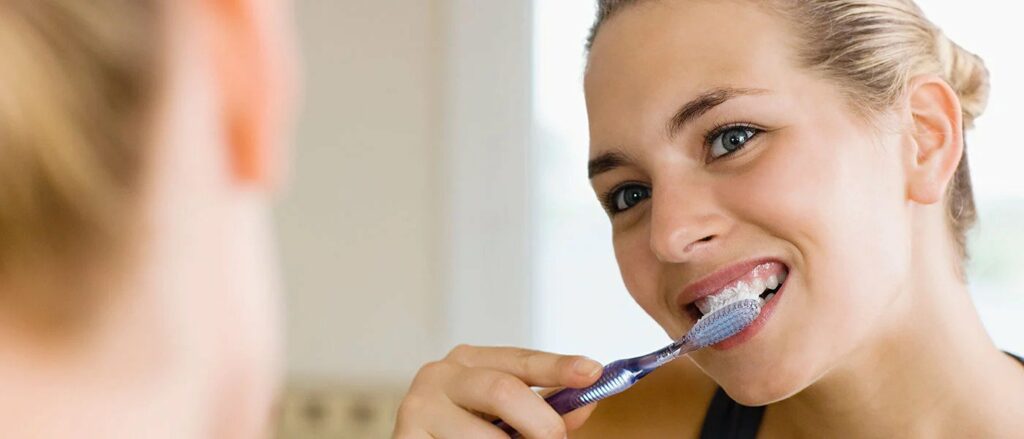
[588,0,990,262]
[0,0,160,329]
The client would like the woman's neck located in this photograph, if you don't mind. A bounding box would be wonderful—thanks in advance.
[763,229,1024,437]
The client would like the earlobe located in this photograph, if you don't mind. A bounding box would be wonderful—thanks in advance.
[904,75,964,205]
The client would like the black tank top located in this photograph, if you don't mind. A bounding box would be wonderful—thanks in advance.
[698,353,1024,438]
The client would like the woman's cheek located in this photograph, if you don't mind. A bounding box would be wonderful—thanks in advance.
[613,224,670,324]
[720,127,910,342]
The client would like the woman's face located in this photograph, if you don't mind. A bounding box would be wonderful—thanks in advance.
[585,1,914,404]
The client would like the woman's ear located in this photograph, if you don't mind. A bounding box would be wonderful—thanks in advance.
[198,0,296,189]
[903,74,964,205]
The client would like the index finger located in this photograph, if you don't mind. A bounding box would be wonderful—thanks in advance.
[445,345,603,388]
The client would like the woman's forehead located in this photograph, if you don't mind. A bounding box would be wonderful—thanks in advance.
[584,1,803,140]
[585,1,796,100]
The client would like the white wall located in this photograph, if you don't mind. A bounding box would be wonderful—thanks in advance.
[277,0,445,382]
[440,0,534,350]
[277,0,534,384]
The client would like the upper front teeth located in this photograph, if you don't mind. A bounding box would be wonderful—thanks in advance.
[752,278,766,293]
[694,269,787,316]
[695,281,761,315]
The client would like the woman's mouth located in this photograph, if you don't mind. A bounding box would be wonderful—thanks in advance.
[678,260,790,337]
[689,264,787,320]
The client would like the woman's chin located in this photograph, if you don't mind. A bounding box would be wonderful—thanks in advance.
[719,382,798,407]
[706,364,815,406]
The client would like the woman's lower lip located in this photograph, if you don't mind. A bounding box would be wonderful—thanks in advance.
[708,276,787,351]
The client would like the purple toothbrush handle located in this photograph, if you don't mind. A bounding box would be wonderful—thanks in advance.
[545,359,640,413]
[490,299,761,436]
[492,359,642,436]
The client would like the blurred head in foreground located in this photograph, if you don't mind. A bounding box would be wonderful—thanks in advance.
[0,0,297,437]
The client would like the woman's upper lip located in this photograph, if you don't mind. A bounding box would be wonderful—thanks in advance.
[675,257,784,308]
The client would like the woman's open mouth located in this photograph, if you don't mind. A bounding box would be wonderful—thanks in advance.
[678,260,789,325]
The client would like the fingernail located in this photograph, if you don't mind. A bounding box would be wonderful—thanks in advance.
[573,357,602,377]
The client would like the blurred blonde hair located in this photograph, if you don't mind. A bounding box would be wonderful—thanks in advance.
[0,0,161,329]
[588,0,990,264]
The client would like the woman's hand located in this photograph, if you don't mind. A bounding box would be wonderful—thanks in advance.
[393,345,604,438]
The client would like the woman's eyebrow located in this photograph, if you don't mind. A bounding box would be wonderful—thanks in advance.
[667,87,769,138]
[588,151,632,179]
[588,87,768,179]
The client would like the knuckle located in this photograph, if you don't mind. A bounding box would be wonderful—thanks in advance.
[446,343,475,362]
[409,361,456,393]
[416,360,452,381]
[486,374,522,405]
[513,348,536,373]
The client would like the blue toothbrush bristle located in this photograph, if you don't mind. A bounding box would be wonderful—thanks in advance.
[688,299,762,348]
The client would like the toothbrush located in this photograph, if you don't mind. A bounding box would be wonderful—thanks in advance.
[492,298,762,437]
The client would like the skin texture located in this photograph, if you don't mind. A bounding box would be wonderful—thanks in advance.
[578,1,1024,437]
[0,0,296,437]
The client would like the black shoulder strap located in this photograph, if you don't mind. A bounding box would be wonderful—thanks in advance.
[699,387,765,439]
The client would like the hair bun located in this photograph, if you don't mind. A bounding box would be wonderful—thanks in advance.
[936,33,990,129]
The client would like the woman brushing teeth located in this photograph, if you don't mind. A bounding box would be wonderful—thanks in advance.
[682,261,786,350]
[395,1,1024,437]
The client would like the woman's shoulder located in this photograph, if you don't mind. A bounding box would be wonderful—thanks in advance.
[572,358,718,438]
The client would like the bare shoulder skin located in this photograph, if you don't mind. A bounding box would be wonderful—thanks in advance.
[573,359,717,438]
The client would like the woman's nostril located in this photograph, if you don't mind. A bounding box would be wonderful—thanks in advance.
[682,235,715,253]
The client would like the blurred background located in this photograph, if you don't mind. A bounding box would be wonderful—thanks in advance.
[274,1,1024,437]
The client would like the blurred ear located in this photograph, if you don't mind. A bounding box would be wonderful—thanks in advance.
[199,0,296,189]
[903,75,964,205]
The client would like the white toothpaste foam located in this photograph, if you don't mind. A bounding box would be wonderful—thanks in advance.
[697,281,763,315]
[695,265,785,315]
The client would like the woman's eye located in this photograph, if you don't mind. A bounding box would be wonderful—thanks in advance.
[708,125,761,159]
[609,185,651,213]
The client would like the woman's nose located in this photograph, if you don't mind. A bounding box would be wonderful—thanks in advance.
[648,184,723,264]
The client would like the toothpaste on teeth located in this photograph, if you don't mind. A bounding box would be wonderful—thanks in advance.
[695,267,785,315]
